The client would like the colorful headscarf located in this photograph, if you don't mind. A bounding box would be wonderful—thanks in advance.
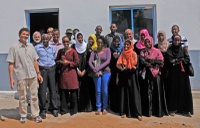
[75,32,87,54]
[111,35,123,53]
[117,39,137,69]
[136,29,150,49]
[141,36,164,77]
[157,30,170,52]
[88,34,97,51]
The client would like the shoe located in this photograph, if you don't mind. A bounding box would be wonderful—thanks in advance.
[33,116,42,123]
[137,116,143,121]
[182,112,192,117]
[52,111,58,117]
[102,110,108,115]
[20,117,26,123]
[95,110,101,115]
[40,113,46,119]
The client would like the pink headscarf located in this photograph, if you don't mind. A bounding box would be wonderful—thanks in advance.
[136,29,150,49]
[140,36,164,78]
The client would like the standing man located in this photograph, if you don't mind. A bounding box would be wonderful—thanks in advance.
[105,23,124,48]
[95,25,103,39]
[125,29,137,43]
[65,28,76,47]
[35,34,58,119]
[49,29,64,55]
[7,28,43,123]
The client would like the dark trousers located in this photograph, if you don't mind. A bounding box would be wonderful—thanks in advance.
[38,67,58,114]
[60,89,78,116]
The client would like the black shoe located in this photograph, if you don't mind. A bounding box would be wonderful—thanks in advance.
[52,111,58,117]
[40,113,46,119]
[182,112,192,117]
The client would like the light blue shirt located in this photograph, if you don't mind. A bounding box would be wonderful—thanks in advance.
[35,43,56,67]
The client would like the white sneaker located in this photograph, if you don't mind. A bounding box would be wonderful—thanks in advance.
[33,116,42,123]
[20,117,26,123]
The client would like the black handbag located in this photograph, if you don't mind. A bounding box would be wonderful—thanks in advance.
[186,62,194,76]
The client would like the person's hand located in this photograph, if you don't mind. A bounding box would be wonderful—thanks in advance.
[78,71,82,77]
[10,78,15,90]
[81,70,86,77]
[93,69,97,73]
[37,73,43,83]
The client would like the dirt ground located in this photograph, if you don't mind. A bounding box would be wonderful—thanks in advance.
[0,91,199,128]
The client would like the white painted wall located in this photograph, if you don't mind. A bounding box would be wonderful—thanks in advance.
[0,0,200,53]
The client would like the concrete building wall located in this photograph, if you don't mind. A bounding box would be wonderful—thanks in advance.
[0,0,200,90]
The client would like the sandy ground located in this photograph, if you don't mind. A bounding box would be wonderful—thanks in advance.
[0,91,199,128]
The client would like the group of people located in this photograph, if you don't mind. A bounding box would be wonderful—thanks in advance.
[7,23,193,123]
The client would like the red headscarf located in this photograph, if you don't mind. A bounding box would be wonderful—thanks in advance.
[136,29,150,49]
[117,39,137,69]
[140,36,164,77]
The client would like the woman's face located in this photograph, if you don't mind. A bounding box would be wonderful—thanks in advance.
[141,33,145,40]
[158,33,164,42]
[113,38,120,47]
[97,38,104,49]
[124,41,131,51]
[88,36,94,45]
[62,37,70,48]
[144,39,152,48]
[173,36,181,46]
[77,35,83,44]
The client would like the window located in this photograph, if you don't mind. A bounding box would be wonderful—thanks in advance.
[110,5,156,41]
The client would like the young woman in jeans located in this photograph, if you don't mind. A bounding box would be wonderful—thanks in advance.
[88,36,111,115]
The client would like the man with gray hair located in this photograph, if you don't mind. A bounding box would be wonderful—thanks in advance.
[125,29,137,43]
[35,34,58,119]
[32,31,41,46]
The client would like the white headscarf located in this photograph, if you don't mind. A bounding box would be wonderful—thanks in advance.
[75,32,87,54]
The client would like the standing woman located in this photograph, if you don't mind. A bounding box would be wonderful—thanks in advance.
[155,31,170,87]
[134,29,150,114]
[88,36,111,115]
[140,36,168,117]
[109,35,123,113]
[72,32,93,112]
[116,39,142,120]
[86,34,98,110]
[56,36,79,116]
[165,34,193,117]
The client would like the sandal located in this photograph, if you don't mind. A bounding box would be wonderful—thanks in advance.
[121,114,126,118]
[95,110,101,115]
[137,116,143,121]
[102,110,108,115]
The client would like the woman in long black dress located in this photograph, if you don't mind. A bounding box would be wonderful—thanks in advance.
[116,39,142,121]
[140,36,168,117]
[109,35,123,113]
[165,34,193,117]
[72,32,93,112]
[134,29,150,115]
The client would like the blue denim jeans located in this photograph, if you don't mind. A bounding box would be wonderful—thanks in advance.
[93,73,111,111]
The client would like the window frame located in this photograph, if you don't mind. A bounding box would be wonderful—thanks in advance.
[109,5,157,42]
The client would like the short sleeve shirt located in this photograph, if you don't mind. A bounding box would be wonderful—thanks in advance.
[6,41,39,80]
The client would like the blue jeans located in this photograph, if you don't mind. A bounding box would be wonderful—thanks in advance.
[93,73,111,111]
